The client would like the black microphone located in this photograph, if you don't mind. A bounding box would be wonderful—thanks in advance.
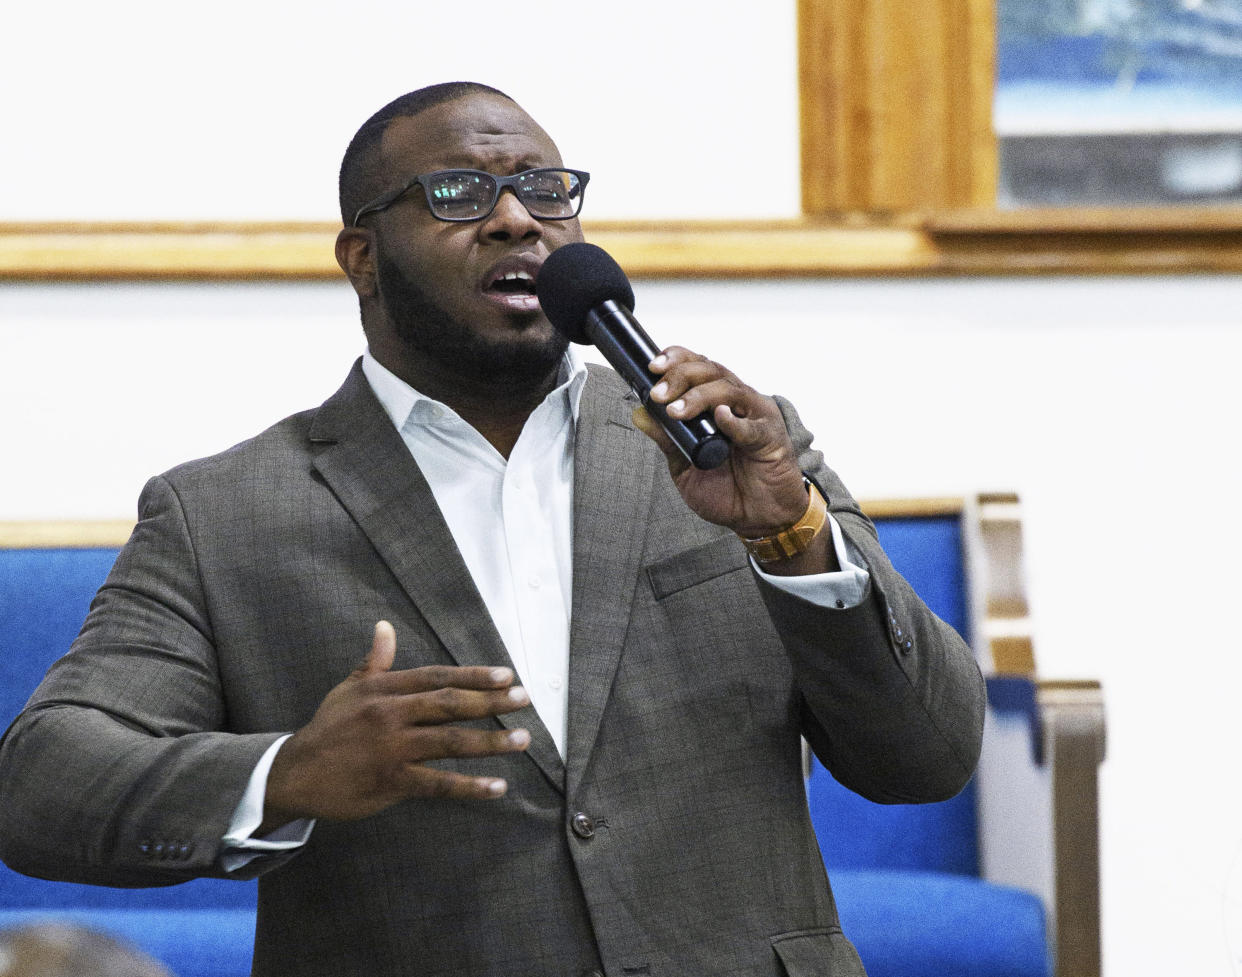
[537,242,730,470]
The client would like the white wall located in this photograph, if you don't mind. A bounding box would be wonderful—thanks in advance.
[3,274,1241,976]
[1,1,798,221]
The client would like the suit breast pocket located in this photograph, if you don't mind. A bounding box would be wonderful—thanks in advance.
[645,533,751,600]
[771,927,867,977]
[640,533,793,709]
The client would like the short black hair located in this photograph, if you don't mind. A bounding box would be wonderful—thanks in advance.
[338,82,513,226]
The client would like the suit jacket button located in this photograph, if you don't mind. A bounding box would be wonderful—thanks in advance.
[571,812,596,839]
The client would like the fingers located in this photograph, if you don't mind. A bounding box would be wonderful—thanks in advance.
[353,622,533,724]
[397,724,531,762]
[267,627,540,823]
[647,347,767,428]
[358,620,397,677]
[400,767,512,801]
[355,623,527,698]
[373,662,519,694]
[360,666,532,728]
[647,346,794,464]
[390,683,532,726]
[368,700,533,807]
[377,727,532,804]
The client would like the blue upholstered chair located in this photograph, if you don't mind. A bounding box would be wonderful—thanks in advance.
[0,500,1104,977]
[807,497,1104,977]
[0,529,256,977]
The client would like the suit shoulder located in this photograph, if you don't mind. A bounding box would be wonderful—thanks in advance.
[157,406,319,490]
[584,361,631,398]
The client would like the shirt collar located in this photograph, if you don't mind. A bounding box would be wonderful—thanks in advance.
[361,346,589,434]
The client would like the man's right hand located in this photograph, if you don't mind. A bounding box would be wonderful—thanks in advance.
[260,621,531,831]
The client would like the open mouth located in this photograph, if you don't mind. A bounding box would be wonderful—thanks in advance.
[482,264,542,312]
[488,270,537,297]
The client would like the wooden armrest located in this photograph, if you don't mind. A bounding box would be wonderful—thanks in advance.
[1040,680,1105,977]
[978,677,1105,977]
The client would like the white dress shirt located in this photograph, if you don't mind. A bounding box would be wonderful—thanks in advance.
[222,349,869,866]
[362,348,587,753]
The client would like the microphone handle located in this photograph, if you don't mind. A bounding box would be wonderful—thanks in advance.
[584,300,730,470]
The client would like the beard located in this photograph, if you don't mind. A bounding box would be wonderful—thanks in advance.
[375,250,569,390]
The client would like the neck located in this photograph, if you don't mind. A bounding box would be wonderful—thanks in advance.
[370,337,562,460]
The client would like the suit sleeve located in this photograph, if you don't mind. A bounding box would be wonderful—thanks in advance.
[756,396,987,804]
[0,475,292,886]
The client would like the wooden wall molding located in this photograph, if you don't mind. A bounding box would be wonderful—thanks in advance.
[4,214,1242,280]
[0,499,967,548]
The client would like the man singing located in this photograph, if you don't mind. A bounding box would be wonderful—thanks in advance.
[0,82,985,977]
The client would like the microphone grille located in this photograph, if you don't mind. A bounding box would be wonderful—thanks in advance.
[536,242,636,343]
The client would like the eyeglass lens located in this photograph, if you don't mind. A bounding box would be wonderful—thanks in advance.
[426,170,583,220]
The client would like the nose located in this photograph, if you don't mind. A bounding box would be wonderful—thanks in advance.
[479,187,542,242]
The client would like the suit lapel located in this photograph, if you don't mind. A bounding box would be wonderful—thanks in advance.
[307,361,565,790]
[565,366,657,795]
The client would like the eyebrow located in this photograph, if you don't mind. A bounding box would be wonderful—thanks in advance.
[429,159,558,174]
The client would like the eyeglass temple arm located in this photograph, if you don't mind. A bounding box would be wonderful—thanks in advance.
[351,176,423,227]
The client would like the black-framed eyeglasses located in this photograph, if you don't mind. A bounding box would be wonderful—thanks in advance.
[350,167,590,227]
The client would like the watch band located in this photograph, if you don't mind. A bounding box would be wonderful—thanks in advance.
[738,479,828,563]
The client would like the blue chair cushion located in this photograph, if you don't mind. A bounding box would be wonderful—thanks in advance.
[830,870,1050,977]
[808,755,979,876]
[2,544,258,977]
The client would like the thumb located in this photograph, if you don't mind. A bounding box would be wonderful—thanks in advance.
[356,620,396,677]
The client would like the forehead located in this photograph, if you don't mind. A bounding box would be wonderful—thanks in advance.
[379,94,564,178]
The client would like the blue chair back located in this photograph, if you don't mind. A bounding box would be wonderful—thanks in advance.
[806,513,980,877]
[3,517,980,898]
[0,545,258,914]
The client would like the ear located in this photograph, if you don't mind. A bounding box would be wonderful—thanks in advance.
[335,227,378,299]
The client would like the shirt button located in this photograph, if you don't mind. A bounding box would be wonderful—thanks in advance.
[571,812,596,839]
[548,677,563,691]
[528,575,541,589]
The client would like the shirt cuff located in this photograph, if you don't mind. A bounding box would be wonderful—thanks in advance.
[752,512,870,608]
[220,734,315,873]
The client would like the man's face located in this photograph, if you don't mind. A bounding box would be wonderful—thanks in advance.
[365,93,584,388]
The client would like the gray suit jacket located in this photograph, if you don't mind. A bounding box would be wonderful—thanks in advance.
[0,361,985,977]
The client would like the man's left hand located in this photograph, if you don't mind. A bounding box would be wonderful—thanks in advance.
[632,346,836,575]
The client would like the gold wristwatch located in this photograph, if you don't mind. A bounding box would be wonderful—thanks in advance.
[738,478,828,563]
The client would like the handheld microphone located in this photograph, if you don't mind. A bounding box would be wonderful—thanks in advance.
[536,242,730,470]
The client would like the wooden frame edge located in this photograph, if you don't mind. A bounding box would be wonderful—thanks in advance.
[0,499,965,548]
[5,213,1242,280]
[860,497,966,519]
[0,521,135,548]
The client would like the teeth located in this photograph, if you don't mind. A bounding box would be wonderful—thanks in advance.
[500,271,533,282]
